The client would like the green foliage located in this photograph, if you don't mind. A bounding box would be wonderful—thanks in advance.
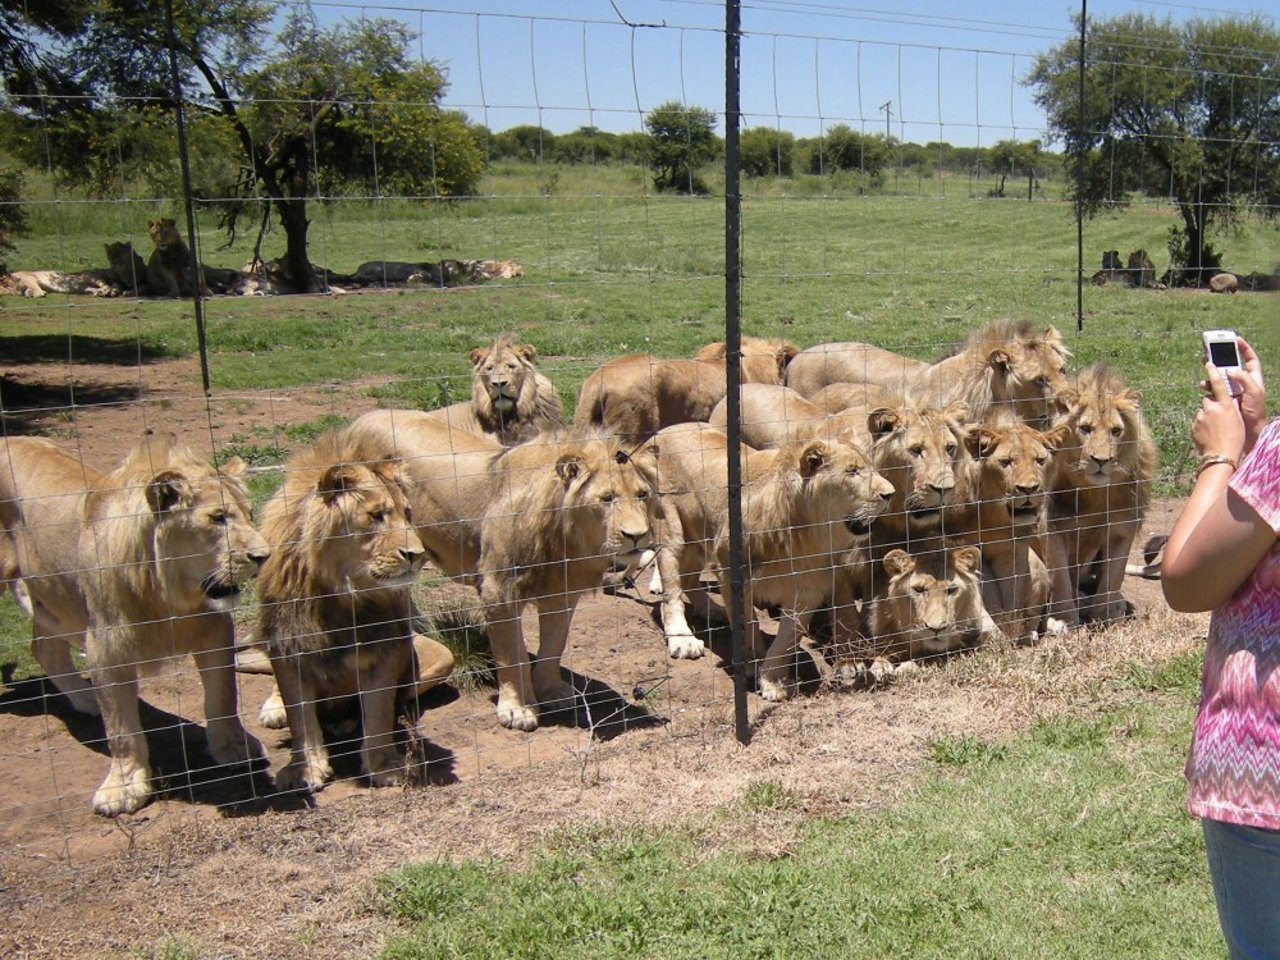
[0,164,29,268]
[988,139,1042,199]
[1029,13,1280,279]
[375,694,1217,959]
[803,125,890,186]
[929,734,1010,767]
[645,100,719,194]
[739,126,794,178]
[491,125,556,163]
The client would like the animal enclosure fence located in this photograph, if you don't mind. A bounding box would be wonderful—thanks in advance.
[0,0,1276,867]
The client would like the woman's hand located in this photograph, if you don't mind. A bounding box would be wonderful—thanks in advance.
[1235,336,1267,454]
[1194,360,1246,462]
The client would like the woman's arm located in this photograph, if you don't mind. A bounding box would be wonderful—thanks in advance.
[1162,360,1275,612]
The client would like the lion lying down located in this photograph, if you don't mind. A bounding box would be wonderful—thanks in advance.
[0,434,269,816]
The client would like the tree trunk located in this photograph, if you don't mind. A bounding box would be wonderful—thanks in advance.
[1179,202,1216,287]
[277,197,316,294]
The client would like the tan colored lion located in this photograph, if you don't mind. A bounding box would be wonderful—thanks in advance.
[345,411,662,730]
[867,546,988,660]
[0,270,116,298]
[786,321,1070,425]
[420,335,565,446]
[957,409,1070,642]
[573,336,799,443]
[0,434,269,816]
[147,218,203,297]
[651,422,894,701]
[1044,364,1156,627]
[106,241,148,296]
[254,429,432,793]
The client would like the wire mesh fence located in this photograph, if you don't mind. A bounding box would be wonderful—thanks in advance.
[0,0,1275,874]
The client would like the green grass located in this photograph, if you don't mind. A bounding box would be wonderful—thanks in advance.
[375,688,1217,960]
[0,592,37,683]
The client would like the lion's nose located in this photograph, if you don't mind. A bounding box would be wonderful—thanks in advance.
[248,547,271,566]
[400,545,424,564]
[1015,482,1039,495]
[1091,455,1112,468]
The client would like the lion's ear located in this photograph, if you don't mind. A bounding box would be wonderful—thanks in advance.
[866,407,900,439]
[694,341,728,361]
[777,342,799,372]
[1039,424,1072,452]
[147,219,159,230]
[317,464,362,504]
[799,440,830,478]
[555,451,585,485]
[967,427,998,460]
[516,343,538,364]
[219,456,247,478]
[147,470,190,513]
[952,546,981,575]
[1118,387,1142,406]
[943,400,970,426]
[1043,325,1062,343]
[469,347,488,367]
[987,348,1011,372]
[1053,387,1080,416]
[883,549,914,578]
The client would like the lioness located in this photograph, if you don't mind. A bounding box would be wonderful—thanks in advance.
[867,546,988,660]
[0,434,269,816]
[786,320,1070,425]
[0,270,116,298]
[959,409,1069,641]
[651,422,894,701]
[146,218,203,297]
[573,336,799,443]
[256,430,429,793]
[346,411,663,730]
[1044,364,1156,626]
[106,241,148,296]
[420,335,564,446]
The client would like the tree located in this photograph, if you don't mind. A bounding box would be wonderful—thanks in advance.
[5,2,482,293]
[807,125,890,185]
[1029,13,1280,282]
[554,126,617,165]
[645,101,717,194]
[989,139,1042,199]
[739,126,794,178]
[491,124,555,163]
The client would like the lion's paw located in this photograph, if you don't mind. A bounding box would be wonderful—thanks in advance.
[666,632,706,660]
[276,759,332,793]
[535,679,578,712]
[93,765,151,817]
[257,690,287,729]
[1044,616,1072,636]
[206,723,265,767]
[364,749,406,788]
[757,675,795,702]
[496,699,539,732]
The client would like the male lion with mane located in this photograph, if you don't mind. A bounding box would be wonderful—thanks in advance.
[1044,364,1156,627]
[0,434,269,816]
[420,335,564,446]
[255,429,429,793]
[146,218,204,297]
[573,336,799,443]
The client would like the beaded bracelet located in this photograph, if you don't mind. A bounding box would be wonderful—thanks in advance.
[1195,453,1238,479]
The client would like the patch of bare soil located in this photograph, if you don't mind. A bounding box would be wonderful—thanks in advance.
[0,356,1204,959]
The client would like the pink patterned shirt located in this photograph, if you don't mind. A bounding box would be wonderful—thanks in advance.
[1186,418,1280,830]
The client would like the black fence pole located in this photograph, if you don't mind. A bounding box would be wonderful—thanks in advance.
[163,0,212,396]
[724,0,750,745]
[1076,0,1087,333]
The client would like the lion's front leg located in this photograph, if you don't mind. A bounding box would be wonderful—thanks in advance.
[31,605,99,716]
[271,654,332,793]
[531,597,580,717]
[87,658,151,816]
[486,600,538,731]
[1042,531,1079,630]
[656,533,706,660]
[357,639,413,787]
[758,609,812,703]
[190,616,263,768]
[1083,528,1137,624]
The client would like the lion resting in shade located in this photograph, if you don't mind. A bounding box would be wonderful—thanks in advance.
[419,335,564,446]
[0,434,269,816]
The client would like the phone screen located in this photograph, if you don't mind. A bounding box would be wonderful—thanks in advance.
[1209,339,1241,368]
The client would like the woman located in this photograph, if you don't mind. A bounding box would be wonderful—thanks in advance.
[1162,335,1279,960]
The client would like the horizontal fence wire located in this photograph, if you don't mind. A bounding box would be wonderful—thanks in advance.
[0,0,1273,915]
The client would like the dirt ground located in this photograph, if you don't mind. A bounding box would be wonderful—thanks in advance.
[0,357,1203,960]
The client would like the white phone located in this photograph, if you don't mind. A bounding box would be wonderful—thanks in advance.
[1203,329,1244,398]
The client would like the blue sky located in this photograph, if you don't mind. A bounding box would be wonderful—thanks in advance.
[308,0,1276,147]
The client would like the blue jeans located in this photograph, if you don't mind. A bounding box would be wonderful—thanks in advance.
[1203,817,1280,960]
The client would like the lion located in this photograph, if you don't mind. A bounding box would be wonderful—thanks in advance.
[650,422,894,701]
[0,433,269,816]
[470,259,524,280]
[1126,249,1156,288]
[957,409,1070,642]
[254,429,431,793]
[706,382,872,451]
[345,411,662,731]
[867,546,988,661]
[0,270,116,298]
[573,336,799,443]
[1043,364,1156,627]
[106,241,148,296]
[420,335,565,446]
[146,218,203,297]
[785,321,1070,425]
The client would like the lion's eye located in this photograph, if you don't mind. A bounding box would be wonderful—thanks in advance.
[999,458,1013,468]
[945,444,957,457]
[1035,455,1047,466]
[1034,376,1049,388]
[1110,425,1123,437]
[946,585,960,596]
[1059,366,1068,376]
[636,489,649,500]
[1079,424,1093,435]
[601,493,616,504]
[912,584,928,594]
[370,509,388,523]
[847,467,862,477]
[403,507,414,523]
[209,510,228,525]
[909,445,924,458]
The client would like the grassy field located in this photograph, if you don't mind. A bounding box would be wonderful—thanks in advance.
[376,655,1216,960]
